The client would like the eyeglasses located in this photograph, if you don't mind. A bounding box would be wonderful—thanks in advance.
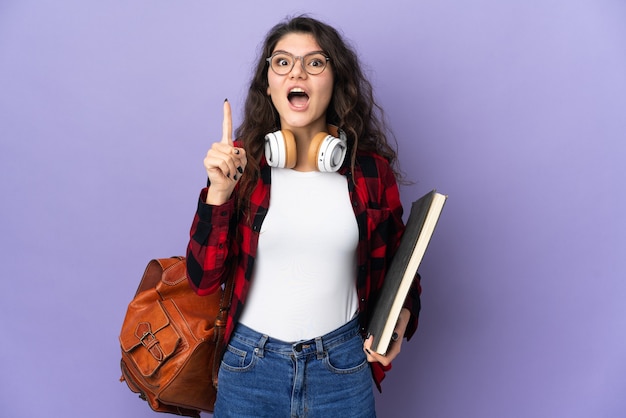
[266,51,330,76]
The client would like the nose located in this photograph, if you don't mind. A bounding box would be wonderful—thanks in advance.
[289,56,307,78]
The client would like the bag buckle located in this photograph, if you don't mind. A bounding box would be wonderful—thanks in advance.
[140,330,157,347]
[135,322,164,362]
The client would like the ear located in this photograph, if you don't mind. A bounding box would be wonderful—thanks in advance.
[266,86,271,96]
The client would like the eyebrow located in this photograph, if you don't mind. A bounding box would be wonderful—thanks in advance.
[271,49,327,56]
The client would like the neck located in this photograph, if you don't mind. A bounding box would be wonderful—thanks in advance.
[290,122,328,172]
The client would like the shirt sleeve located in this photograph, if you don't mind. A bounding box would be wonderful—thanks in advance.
[186,187,236,296]
[402,273,421,340]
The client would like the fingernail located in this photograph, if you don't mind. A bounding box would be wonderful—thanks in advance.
[365,333,371,339]
[237,166,243,174]
[234,149,240,155]
[365,348,371,354]
[391,332,399,341]
[224,98,228,102]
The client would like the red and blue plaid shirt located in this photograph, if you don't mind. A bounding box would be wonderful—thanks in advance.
[186,150,421,389]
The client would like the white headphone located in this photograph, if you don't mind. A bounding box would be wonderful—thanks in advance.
[264,125,347,172]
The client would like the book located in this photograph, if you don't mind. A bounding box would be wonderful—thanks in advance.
[367,189,447,355]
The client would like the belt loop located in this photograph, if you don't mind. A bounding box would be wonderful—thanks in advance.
[255,334,268,358]
[315,337,324,360]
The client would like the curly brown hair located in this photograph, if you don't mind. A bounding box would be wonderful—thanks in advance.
[236,15,399,209]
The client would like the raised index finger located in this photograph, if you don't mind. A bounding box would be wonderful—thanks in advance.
[221,99,233,145]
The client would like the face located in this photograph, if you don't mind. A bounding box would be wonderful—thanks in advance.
[266,32,334,137]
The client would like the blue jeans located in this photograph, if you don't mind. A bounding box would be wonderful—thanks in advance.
[214,315,376,418]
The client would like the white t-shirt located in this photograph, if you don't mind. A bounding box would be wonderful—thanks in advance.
[237,167,359,341]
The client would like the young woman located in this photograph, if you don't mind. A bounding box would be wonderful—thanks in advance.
[186,16,421,418]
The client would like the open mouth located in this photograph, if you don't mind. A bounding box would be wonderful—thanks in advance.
[288,88,309,108]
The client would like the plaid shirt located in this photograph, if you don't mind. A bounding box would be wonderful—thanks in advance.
[186,150,421,389]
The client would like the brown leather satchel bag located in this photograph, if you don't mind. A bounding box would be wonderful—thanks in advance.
[119,256,234,417]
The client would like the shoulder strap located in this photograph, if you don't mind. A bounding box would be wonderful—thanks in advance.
[212,268,236,388]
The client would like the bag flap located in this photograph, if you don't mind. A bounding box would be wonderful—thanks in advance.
[135,257,185,296]
[161,257,187,286]
[119,300,181,377]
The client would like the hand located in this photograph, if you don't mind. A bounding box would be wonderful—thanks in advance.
[363,308,411,367]
[203,100,247,204]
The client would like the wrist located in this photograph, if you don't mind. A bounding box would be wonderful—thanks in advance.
[205,188,232,205]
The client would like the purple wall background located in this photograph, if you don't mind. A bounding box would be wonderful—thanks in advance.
[1,1,625,417]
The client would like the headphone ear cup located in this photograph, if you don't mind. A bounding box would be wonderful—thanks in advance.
[281,130,297,169]
[264,130,297,168]
[310,131,347,172]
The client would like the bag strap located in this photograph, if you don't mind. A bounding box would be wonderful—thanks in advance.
[212,268,236,388]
